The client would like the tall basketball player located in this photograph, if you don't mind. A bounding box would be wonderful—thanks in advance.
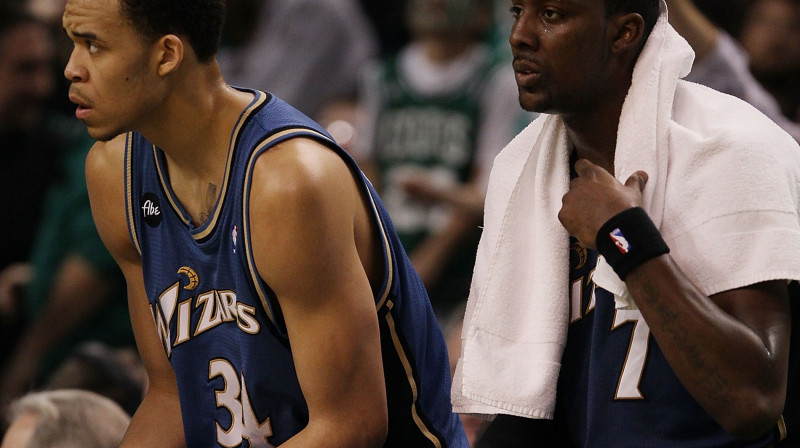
[62,0,468,446]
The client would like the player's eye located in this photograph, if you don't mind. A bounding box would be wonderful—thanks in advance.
[543,8,563,20]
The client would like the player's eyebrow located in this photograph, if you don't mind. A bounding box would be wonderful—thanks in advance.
[63,28,100,41]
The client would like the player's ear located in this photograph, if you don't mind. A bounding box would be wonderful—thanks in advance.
[154,34,184,77]
[608,12,645,55]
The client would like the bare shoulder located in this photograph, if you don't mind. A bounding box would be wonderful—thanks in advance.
[84,133,137,264]
[250,137,358,212]
[247,137,369,286]
[85,133,127,186]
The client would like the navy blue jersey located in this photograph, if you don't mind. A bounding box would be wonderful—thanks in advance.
[557,236,775,447]
[124,89,467,447]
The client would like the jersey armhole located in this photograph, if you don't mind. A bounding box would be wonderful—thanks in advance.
[240,127,342,335]
[360,178,394,311]
[123,132,143,256]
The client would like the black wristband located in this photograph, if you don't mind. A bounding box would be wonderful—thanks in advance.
[595,207,670,280]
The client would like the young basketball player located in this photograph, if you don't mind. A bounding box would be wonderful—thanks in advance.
[62,0,468,446]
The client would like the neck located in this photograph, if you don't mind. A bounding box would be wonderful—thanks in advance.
[419,35,476,64]
[137,60,252,178]
[563,75,631,172]
[134,59,254,225]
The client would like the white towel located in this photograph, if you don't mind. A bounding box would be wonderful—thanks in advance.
[593,0,694,308]
[452,0,800,419]
[451,114,571,419]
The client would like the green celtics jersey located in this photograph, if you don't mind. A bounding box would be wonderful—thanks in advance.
[371,47,499,252]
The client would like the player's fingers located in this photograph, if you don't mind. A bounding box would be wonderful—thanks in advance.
[624,170,649,192]
[573,158,602,177]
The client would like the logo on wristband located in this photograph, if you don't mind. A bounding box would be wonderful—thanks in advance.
[610,228,630,254]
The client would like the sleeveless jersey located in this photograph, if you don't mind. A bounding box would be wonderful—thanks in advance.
[552,154,777,447]
[124,90,468,448]
[370,52,496,252]
[557,238,776,447]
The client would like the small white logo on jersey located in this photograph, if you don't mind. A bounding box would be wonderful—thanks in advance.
[610,228,630,254]
[141,193,163,227]
[142,200,160,216]
[232,225,238,253]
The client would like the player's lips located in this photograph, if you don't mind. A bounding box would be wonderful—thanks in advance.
[69,91,93,119]
[513,58,542,85]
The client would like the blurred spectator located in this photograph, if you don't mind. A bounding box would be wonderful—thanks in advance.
[0,3,63,369]
[0,126,134,408]
[358,0,411,56]
[218,0,378,122]
[668,0,800,142]
[353,0,533,317]
[0,5,60,275]
[26,0,74,115]
[26,0,65,23]
[739,0,800,123]
[1,389,130,448]
[42,342,145,417]
[694,0,754,36]
[0,1,134,409]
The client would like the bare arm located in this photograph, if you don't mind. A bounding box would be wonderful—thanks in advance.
[116,262,185,448]
[395,66,517,291]
[0,263,30,319]
[402,179,486,218]
[403,180,482,291]
[625,258,789,438]
[666,0,718,61]
[249,138,388,447]
[85,135,185,448]
[0,255,114,404]
[559,159,791,439]
[667,0,800,144]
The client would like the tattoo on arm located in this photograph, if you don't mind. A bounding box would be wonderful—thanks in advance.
[633,280,731,406]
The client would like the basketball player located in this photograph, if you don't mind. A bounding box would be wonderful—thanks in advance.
[454,0,800,446]
[61,0,468,446]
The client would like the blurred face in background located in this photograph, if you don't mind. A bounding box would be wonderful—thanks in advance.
[406,0,491,40]
[0,21,55,133]
[29,0,69,24]
[740,0,800,76]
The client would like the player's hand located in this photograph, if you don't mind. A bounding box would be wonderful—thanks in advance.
[0,263,31,320]
[558,159,648,248]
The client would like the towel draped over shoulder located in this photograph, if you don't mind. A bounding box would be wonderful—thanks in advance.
[451,0,800,419]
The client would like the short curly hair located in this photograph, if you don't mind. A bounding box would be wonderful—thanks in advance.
[118,0,226,62]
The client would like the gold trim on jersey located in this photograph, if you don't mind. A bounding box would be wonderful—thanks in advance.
[363,182,394,310]
[242,127,334,326]
[778,414,787,441]
[124,132,143,255]
[239,125,435,442]
[152,91,268,240]
[383,305,444,448]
